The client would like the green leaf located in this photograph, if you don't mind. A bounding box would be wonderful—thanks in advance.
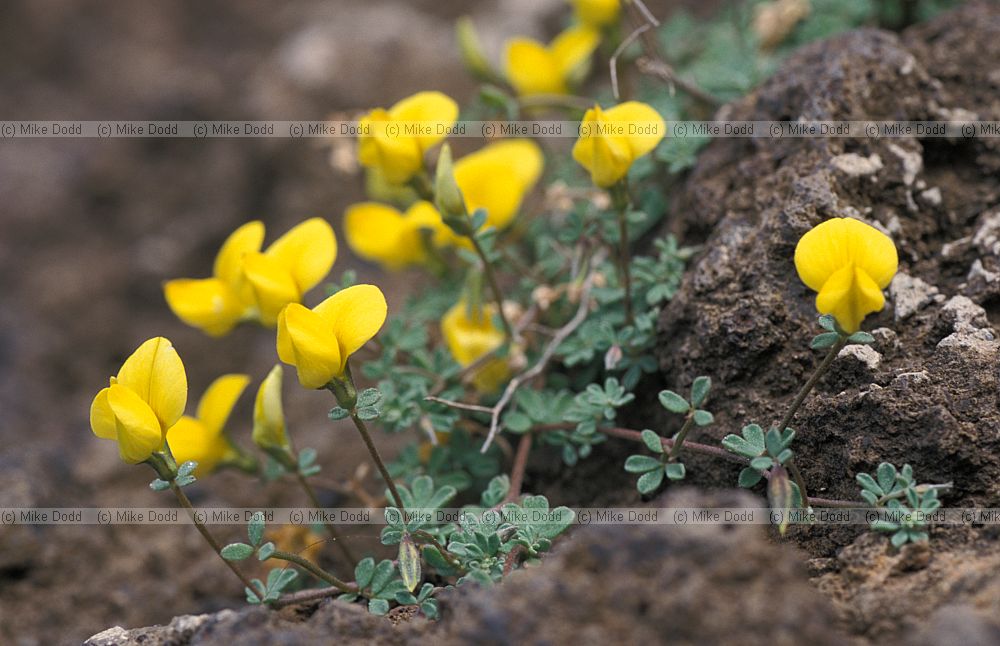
[625,455,662,473]
[848,331,874,345]
[149,478,170,491]
[257,541,275,561]
[248,512,265,547]
[637,468,664,494]
[355,557,375,589]
[329,407,350,421]
[722,424,766,458]
[357,388,382,408]
[641,430,665,453]
[370,559,396,594]
[357,406,380,421]
[890,530,909,548]
[398,535,422,593]
[870,520,899,532]
[811,332,840,349]
[750,456,774,471]
[776,448,793,465]
[738,467,763,488]
[658,390,690,414]
[503,411,533,434]
[818,314,836,331]
[690,376,711,407]
[368,599,390,615]
[221,543,254,561]
[421,599,440,620]
[693,410,714,426]
[876,463,897,493]
[175,474,196,488]
[764,428,785,457]
[856,473,883,496]
[298,448,317,470]
[177,461,198,477]
[665,463,686,481]
[767,465,794,535]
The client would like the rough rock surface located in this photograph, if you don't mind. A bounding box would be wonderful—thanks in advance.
[655,1,1000,638]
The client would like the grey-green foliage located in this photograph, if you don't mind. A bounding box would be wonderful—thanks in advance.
[339,558,410,615]
[245,568,298,604]
[856,462,944,547]
[394,582,440,620]
[500,495,575,559]
[381,475,457,545]
[388,427,502,493]
[722,424,801,506]
[811,314,874,349]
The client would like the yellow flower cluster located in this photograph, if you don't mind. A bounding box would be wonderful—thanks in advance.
[441,301,511,393]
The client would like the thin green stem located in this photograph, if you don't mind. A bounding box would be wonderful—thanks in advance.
[786,458,812,509]
[350,412,405,510]
[611,181,634,324]
[294,470,357,566]
[667,415,696,461]
[469,235,514,340]
[412,530,466,573]
[777,337,847,436]
[270,550,357,594]
[170,482,256,593]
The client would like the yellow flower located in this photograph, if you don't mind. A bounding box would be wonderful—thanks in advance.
[277,284,388,389]
[166,374,249,474]
[794,218,898,332]
[504,26,600,96]
[90,337,187,464]
[442,301,511,393]
[357,91,459,185]
[164,218,337,335]
[252,364,289,452]
[453,139,544,233]
[572,102,665,187]
[344,201,446,270]
[570,0,620,28]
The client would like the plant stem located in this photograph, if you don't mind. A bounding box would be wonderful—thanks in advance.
[507,433,533,502]
[412,530,466,573]
[777,337,847,436]
[270,550,357,594]
[350,412,405,510]
[294,470,357,566]
[667,415,696,461]
[775,336,847,508]
[611,181,634,324]
[170,482,256,593]
[469,234,515,341]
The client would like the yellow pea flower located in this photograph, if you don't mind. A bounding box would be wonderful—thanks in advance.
[166,374,249,474]
[357,91,459,185]
[441,301,510,393]
[252,364,289,452]
[794,218,898,333]
[504,26,600,96]
[344,201,447,270]
[572,102,665,187]
[453,139,544,233]
[570,0,620,28]
[164,218,337,335]
[90,337,187,464]
[277,284,388,389]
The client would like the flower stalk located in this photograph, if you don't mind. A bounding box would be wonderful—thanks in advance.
[611,180,635,324]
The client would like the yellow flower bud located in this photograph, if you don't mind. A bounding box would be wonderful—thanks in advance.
[441,301,510,394]
[164,219,337,335]
[277,284,388,389]
[90,337,187,464]
[794,218,898,332]
[357,92,459,185]
[252,365,289,452]
[570,0,621,28]
[504,26,600,96]
[572,102,665,187]
[167,374,250,474]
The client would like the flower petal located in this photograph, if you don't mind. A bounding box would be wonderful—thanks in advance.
[571,0,621,27]
[263,218,337,294]
[196,374,250,436]
[106,384,165,464]
[815,264,886,333]
[90,387,117,440]
[388,91,460,152]
[572,108,633,187]
[313,284,387,372]
[550,26,600,79]
[115,337,187,433]
[164,278,246,337]
[213,221,265,287]
[604,101,665,160]
[167,416,228,474]
[242,252,301,326]
[345,203,422,269]
[504,37,562,96]
[794,218,898,293]
[454,140,544,229]
[277,303,343,388]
